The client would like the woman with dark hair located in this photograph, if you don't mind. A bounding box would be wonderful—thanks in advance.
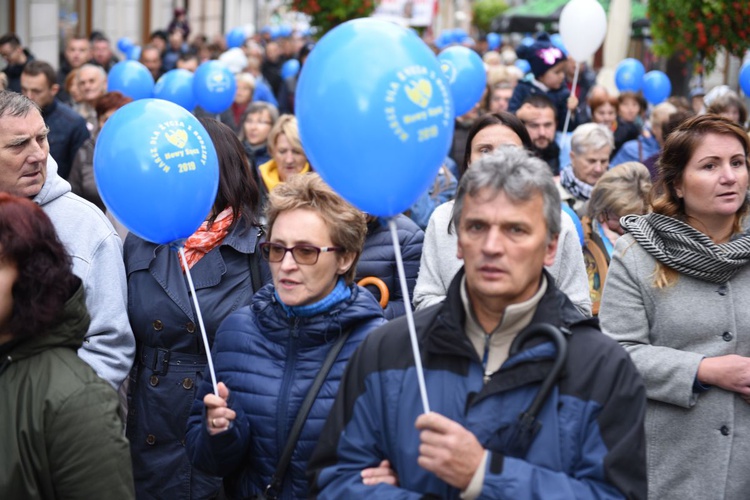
[239,101,279,167]
[459,111,532,178]
[0,193,134,498]
[125,118,269,499]
[413,112,591,315]
[69,90,133,211]
[600,115,750,499]
[185,173,386,498]
[588,92,639,156]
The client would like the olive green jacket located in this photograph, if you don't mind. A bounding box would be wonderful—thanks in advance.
[0,283,134,499]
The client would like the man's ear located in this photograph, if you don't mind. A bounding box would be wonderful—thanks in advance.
[50,83,60,97]
[543,233,559,268]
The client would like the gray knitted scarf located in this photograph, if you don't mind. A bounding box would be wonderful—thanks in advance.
[621,213,750,284]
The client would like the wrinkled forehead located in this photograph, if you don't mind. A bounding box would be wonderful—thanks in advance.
[0,109,46,137]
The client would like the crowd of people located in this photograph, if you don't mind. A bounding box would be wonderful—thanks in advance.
[2,13,750,500]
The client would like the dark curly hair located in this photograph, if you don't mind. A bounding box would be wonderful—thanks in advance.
[0,193,79,339]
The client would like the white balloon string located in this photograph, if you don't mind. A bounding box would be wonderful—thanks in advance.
[179,247,219,396]
[561,64,580,137]
[388,218,430,414]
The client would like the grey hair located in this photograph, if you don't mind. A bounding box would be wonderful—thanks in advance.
[570,122,615,155]
[0,90,40,119]
[77,63,107,82]
[452,145,561,240]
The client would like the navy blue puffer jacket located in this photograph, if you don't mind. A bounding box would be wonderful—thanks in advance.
[185,282,386,499]
[357,215,423,320]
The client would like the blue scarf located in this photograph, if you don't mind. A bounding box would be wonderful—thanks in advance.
[274,277,351,318]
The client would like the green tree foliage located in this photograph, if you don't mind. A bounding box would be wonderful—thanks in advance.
[473,0,509,33]
[648,0,750,72]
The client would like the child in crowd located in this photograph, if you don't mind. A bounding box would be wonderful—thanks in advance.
[508,32,580,131]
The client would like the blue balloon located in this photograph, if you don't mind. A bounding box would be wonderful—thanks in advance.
[278,25,293,38]
[615,58,645,92]
[226,28,245,49]
[153,69,197,111]
[487,32,501,51]
[193,61,237,113]
[126,45,141,61]
[550,34,567,55]
[117,37,134,53]
[435,32,450,49]
[281,59,300,79]
[107,60,154,100]
[296,19,454,217]
[515,59,531,74]
[94,99,219,244]
[452,29,469,44]
[520,36,535,47]
[642,70,671,104]
[561,203,584,247]
[740,64,750,96]
[439,46,486,116]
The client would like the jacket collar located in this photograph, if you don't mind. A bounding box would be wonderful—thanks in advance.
[423,267,595,399]
[141,213,261,320]
[0,281,88,376]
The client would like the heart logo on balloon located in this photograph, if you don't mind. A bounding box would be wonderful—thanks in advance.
[404,79,432,108]
[165,129,188,148]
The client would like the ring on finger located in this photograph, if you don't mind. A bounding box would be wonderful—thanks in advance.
[211,417,217,428]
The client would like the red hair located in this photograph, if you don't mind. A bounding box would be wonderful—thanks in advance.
[0,193,79,339]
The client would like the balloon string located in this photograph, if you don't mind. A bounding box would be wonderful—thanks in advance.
[179,247,219,396]
[388,218,430,414]
[561,64,580,137]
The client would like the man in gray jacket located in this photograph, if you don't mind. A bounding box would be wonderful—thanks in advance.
[0,90,133,390]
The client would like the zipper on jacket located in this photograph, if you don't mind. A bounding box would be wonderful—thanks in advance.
[276,318,300,479]
[482,333,491,384]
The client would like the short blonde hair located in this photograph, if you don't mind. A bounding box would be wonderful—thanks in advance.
[266,173,366,284]
[236,72,256,89]
[587,162,652,220]
[482,51,502,67]
[267,114,303,155]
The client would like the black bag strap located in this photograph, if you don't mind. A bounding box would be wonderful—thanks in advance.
[264,327,352,499]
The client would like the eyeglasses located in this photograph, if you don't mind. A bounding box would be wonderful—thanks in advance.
[259,242,343,265]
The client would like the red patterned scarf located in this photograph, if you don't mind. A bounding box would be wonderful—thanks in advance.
[179,207,234,272]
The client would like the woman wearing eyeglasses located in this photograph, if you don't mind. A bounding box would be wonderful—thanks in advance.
[238,101,279,180]
[185,173,387,499]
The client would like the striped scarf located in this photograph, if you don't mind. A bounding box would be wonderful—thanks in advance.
[621,213,750,284]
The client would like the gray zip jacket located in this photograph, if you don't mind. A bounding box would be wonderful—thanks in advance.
[33,155,134,389]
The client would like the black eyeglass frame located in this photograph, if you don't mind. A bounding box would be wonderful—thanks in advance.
[259,242,344,265]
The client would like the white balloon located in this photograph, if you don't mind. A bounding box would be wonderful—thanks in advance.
[559,0,607,61]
